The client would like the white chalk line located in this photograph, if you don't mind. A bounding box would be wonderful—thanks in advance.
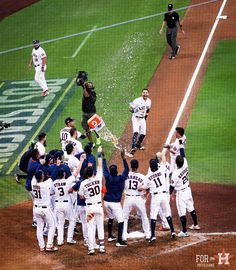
[165,0,228,145]
[199,232,236,236]
[0,0,217,56]
[71,26,97,58]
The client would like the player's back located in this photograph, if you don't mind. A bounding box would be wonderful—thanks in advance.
[31,177,53,206]
[146,164,166,194]
[125,171,146,196]
[172,158,189,190]
[60,127,71,150]
[53,176,75,201]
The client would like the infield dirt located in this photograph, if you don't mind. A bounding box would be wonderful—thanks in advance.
[0,0,236,269]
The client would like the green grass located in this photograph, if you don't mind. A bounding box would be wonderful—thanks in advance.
[0,0,190,207]
[186,40,236,185]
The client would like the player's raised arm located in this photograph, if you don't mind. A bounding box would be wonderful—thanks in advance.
[102,151,110,179]
[121,148,129,179]
[97,146,103,171]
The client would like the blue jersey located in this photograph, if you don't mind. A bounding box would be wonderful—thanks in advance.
[72,179,86,206]
[48,163,72,181]
[81,153,97,176]
[103,159,129,202]
[25,158,40,191]
[36,164,51,180]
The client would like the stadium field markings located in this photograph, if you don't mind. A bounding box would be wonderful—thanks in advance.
[0,0,217,56]
[199,232,236,236]
[6,78,76,175]
[165,0,228,145]
[0,82,4,89]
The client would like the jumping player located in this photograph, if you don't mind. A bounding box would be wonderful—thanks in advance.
[128,89,151,157]
[31,170,58,252]
[122,159,151,242]
[79,146,105,255]
[28,40,49,96]
[103,148,129,247]
[170,155,200,237]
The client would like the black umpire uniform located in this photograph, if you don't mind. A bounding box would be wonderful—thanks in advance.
[160,3,184,59]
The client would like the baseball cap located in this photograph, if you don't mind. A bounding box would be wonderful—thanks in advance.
[130,159,139,169]
[54,150,64,159]
[65,117,75,125]
[168,3,173,11]
[149,159,158,172]
[33,40,40,44]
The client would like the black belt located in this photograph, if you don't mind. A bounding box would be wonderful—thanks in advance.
[135,116,144,119]
[34,64,40,67]
[153,191,166,195]
[126,194,141,197]
[55,200,68,202]
[87,202,101,206]
[35,205,47,208]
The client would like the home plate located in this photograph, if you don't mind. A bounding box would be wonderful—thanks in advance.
[127,231,145,239]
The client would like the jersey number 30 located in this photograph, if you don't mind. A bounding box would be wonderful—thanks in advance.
[88,185,100,197]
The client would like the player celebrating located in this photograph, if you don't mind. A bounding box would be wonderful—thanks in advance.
[145,159,176,243]
[31,170,58,252]
[170,155,200,237]
[128,89,151,157]
[164,127,186,173]
[53,169,76,245]
[122,159,151,242]
[79,146,105,255]
[103,148,129,247]
[28,40,49,96]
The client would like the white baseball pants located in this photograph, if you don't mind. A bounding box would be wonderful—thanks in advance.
[104,201,124,223]
[55,201,75,243]
[33,206,56,249]
[132,116,146,135]
[176,187,195,217]
[77,205,88,242]
[150,193,171,220]
[159,192,171,228]
[122,196,151,240]
[34,65,48,91]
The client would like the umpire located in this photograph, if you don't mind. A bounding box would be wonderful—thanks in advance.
[159,3,185,59]
[103,149,129,247]
[81,82,100,146]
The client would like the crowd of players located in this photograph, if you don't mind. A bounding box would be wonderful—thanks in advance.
[15,118,200,255]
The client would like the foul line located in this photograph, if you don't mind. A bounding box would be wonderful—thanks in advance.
[165,0,228,144]
[71,26,96,58]
[6,78,76,175]
[199,232,236,236]
[0,0,217,56]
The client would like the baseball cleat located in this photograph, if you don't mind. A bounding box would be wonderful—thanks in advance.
[67,239,77,245]
[88,249,95,255]
[40,247,45,252]
[15,174,20,183]
[171,232,176,239]
[189,224,201,230]
[32,221,37,228]
[94,244,100,250]
[148,237,156,244]
[169,55,175,60]
[125,152,134,158]
[46,245,58,252]
[139,146,145,150]
[99,246,106,253]
[57,241,64,246]
[178,231,189,238]
[116,241,128,247]
[108,236,116,242]
[176,45,180,55]
[41,90,49,97]
[159,225,170,231]
[83,240,88,247]
[74,227,79,234]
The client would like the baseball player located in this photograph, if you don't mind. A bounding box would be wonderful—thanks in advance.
[28,40,49,96]
[164,127,187,173]
[122,159,151,242]
[31,170,58,252]
[145,159,176,243]
[78,146,105,255]
[53,169,76,245]
[103,148,129,247]
[128,89,151,157]
[35,132,47,157]
[159,3,185,59]
[69,128,84,155]
[60,117,86,154]
[170,155,200,237]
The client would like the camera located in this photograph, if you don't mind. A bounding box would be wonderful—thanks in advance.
[76,71,88,87]
[0,121,11,131]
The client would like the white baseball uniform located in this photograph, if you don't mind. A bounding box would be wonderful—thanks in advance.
[79,169,104,251]
[31,177,56,249]
[146,165,172,221]
[171,158,195,217]
[60,126,82,152]
[122,171,151,240]
[32,47,48,92]
[53,176,76,244]
[169,135,187,172]
[130,97,151,135]
[34,142,45,157]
